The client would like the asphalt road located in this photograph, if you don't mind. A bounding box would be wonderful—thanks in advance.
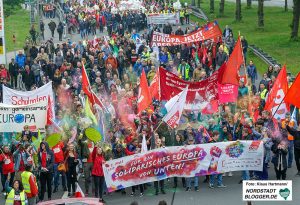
[0,165,299,205]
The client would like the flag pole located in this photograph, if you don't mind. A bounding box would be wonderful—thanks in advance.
[271,97,286,119]
[153,86,189,133]
[239,31,253,119]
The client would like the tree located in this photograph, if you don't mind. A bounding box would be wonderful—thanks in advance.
[219,0,225,16]
[236,0,242,21]
[3,0,24,17]
[285,0,288,12]
[247,0,252,9]
[291,0,300,39]
[210,0,215,13]
[191,0,196,6]
[197,0,201,8]
[4,0,24,8]
[258,0,264,28]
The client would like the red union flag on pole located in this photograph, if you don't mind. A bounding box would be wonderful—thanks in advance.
[151,21,222,46]
[221,36,244,85]
[285,72,300,108]
[82,63,105,110]
[138,69,152,113]
[264,66,290,120]
[163,86,188,128]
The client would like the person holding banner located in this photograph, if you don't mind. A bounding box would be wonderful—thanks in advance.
[173,134,186,188]
[125,139,144,197]
[209,131,227,189]
[185,136,199,192]
[154,138,166,195]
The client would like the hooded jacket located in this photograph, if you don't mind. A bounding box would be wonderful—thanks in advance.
[38,142,54,173]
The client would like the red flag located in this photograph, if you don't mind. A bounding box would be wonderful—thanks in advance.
[137,69,152,113]
[149,72,159,99]
[46,95,53,126]
[81,63,92,99]
[221,36,244,85]
[285,72,300,108]
[202,100,218,115]
[82,63,105,109]
[264,66,289,120]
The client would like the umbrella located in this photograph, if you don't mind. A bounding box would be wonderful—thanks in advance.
[46,133,62,148]
[85,127,102,143]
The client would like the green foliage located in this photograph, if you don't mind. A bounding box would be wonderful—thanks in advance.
[182,0,300,75]
[3,0,24,17]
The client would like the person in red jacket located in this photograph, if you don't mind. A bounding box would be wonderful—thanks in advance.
[52,141,67,193]
[92,145,105,203]
[0,145,15,191]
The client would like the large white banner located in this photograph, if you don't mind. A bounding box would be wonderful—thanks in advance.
[104,141,264,192]
[2,82,54,115]
[0,101,47,132]
[147,13,180,25]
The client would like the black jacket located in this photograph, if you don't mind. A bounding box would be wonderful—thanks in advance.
[38,142,54,173]
[22,70,35,87]
[271,142,288,170]
[9,62,18,76]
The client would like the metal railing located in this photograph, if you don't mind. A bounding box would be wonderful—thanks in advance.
[190,6,209,21]
[248,44,280,67]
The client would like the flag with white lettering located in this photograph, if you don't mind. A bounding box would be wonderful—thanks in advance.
[163,86,188,128]
[151,21,222,46]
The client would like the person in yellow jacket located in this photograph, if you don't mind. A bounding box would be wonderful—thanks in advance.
[258,83,268,101]
[281,112,295,168]
[5,173,28,205]
[179,10,185,25]
[177,59,190,81]
[21,165,38,205]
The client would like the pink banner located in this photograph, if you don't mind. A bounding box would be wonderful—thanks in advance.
[218,83,238,104]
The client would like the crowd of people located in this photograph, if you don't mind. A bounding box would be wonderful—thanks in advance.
[0,0,300,205]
